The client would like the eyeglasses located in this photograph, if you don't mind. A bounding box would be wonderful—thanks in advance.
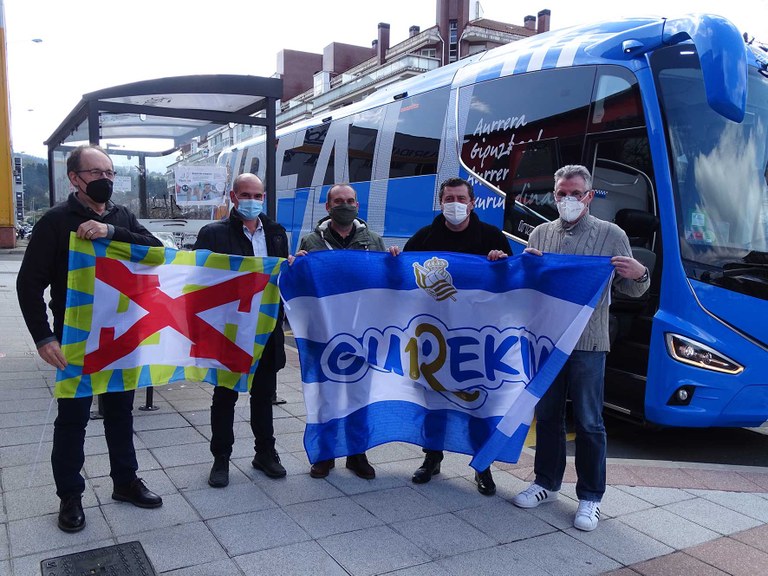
[77,169,116,179]
[554,190,590,201]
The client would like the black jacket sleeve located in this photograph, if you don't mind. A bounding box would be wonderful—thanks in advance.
[110,209,163,247]
[16,214,59,345]
[487,224,513,255]
[193,223,214,251]
[403,225,430,252]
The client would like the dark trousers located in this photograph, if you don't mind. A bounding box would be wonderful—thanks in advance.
[210,361,277,457]
[52,391,138,499]
[422,449,444,460]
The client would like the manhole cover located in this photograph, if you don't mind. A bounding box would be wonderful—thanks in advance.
[40,541,157,575]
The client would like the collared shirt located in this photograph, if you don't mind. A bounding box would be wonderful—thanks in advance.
[242,217,267,257]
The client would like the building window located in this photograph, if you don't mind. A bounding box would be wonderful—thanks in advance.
[420,48,437,58]
[449,20,458,63]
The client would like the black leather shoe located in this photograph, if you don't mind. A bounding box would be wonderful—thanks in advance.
[310,459,335,479]
[346,453,375,479]
[208,456,230,488]
[58,495,85,533]
[475,468,496,496]
[252,449,287,478]
[112,478,163,508]
[412,453,442,484]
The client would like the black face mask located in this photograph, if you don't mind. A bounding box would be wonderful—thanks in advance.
[85,178,113,204]
[329,204,358,226]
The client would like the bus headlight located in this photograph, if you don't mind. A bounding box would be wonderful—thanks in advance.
[665,333,743,374]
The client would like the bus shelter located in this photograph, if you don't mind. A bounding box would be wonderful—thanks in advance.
[43,75,282,220]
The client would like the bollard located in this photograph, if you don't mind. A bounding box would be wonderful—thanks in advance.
[138,387,160,411]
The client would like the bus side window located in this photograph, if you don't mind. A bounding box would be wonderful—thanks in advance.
[591,160,650,221]
[348,110,381,184]
[590,140,655,226]
[281,124,333,189]
[504,139,560,240]
[458,66,595,238]
[587,68,655,225]
[388,87,449,180]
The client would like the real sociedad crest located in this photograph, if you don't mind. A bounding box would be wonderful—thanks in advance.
[413,257,457,301]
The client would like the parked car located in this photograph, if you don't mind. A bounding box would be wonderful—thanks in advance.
[152,231,179,249]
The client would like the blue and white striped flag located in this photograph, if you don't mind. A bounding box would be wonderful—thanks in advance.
[280,250,613,471]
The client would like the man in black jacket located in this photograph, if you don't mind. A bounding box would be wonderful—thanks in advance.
[17,144,164,533]
[402,177,510,496]
[194,173,289,487]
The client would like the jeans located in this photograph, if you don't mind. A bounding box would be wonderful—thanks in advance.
[533,350,607,502]
[210,360,278,457]
[52,391,138,498]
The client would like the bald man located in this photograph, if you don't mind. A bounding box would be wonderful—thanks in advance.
[194,173,289,487]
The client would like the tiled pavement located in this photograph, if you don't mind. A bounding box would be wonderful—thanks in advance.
[2,253,768,576]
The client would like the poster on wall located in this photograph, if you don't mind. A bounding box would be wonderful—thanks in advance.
[174,165,228,206]
[113,175,132,194]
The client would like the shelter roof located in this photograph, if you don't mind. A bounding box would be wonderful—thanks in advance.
[45,74,282,156]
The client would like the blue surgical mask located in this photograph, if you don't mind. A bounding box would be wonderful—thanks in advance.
[237,199,263,220]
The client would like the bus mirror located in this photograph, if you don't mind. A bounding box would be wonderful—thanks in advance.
[664,15,747,123]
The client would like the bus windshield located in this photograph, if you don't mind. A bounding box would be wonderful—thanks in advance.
[654,45,768,284]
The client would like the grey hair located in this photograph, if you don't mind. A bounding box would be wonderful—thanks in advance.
[554,165,592,190]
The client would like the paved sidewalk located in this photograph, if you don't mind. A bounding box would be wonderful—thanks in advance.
[1,256,768,575]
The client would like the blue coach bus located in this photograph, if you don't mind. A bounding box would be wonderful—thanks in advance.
[218,14,768,429]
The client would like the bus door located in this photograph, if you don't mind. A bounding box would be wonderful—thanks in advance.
[590,155,659,417]
[580,67,660,419]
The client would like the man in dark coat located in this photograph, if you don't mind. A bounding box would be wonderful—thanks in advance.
[17,144,164,533]
[402,177,511,497]
[194,173,289,487]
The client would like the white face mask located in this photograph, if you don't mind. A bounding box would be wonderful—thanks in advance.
[442,202,469,225]
[556,196,586,223]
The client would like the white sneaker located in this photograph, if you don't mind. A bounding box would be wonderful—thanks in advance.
[574,499,601,531]
[511,482,559,508]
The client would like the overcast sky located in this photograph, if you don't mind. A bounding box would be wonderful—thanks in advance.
[4,0,767,168]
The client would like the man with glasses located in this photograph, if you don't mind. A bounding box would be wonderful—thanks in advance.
[511,165,649,532]
[194,173,289,488]
[294,183,384,480]
[17,144,164,533]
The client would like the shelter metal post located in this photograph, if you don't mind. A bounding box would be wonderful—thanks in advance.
[138,153,147,218]
[47,148,56,207]
[266,96,277,220]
